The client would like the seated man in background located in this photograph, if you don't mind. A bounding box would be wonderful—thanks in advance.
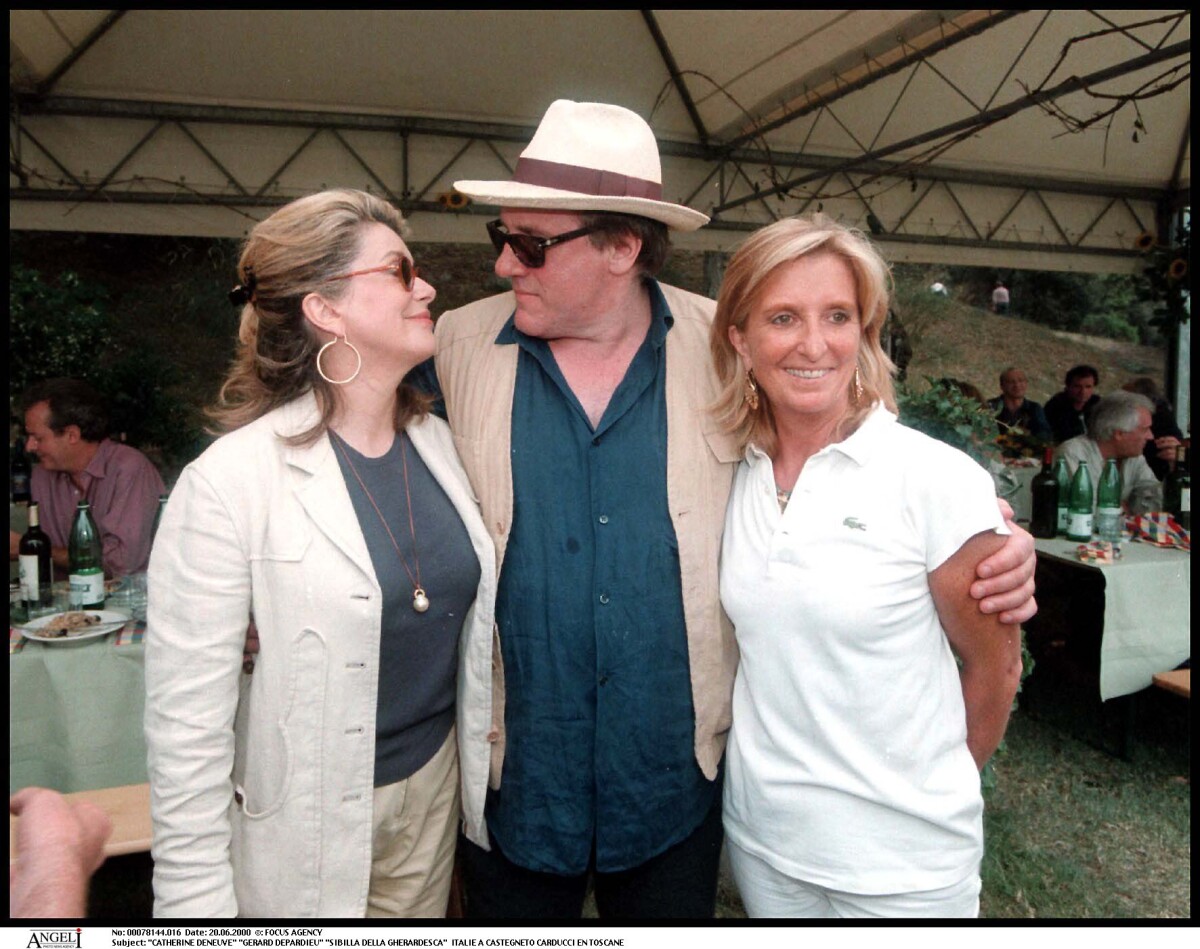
[1054,391,1162,514]
[1120,377,1183,480]
[9,378,165,577]
[989,367,1052,450]
[1044,364,1101,443]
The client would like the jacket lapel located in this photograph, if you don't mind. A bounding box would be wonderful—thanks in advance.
[275,395,377,586]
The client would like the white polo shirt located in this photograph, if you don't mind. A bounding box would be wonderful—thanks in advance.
[721,405,1009,894]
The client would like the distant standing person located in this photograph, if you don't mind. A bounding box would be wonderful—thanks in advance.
[991,280,1010,315]
[1120,377,1183,480]
[10,378,165,577]
[1043,365,1101,443]
[988,368,1051,444]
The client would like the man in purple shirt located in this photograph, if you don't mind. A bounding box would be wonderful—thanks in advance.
[10,378,165,578]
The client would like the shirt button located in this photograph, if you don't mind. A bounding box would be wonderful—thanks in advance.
[598,515,609,525]
[486,728,500,742]
[599,593,610,605]
[599,675,609,686]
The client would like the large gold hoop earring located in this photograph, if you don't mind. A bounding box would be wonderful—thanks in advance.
[316,335,362,385]
[745,369,760,411]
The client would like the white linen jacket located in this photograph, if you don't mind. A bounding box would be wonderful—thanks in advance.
[144,394,496,918]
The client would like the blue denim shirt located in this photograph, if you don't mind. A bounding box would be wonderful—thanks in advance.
[486,282,719,874]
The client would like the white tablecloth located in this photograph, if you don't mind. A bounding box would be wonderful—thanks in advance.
[1034,538,1190,700]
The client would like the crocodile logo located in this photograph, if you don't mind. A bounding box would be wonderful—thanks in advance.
[843,517,867,531]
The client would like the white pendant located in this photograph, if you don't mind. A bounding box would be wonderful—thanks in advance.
[412,588,430,613]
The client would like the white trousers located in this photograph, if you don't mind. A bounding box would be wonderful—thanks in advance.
[367,725,460,918]
[727,839,981,918]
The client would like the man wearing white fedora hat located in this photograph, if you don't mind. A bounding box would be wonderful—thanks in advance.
[427,99,1036,918]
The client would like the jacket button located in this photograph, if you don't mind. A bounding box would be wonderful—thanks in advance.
[487,728,500,742]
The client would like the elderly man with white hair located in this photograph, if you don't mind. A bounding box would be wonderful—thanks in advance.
[1054,391,1163,514]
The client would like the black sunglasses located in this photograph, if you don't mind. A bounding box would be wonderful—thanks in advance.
[486,219,600,268]
[327,256,418,291]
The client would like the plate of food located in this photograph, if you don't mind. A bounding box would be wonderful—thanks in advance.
[17,610,131,643]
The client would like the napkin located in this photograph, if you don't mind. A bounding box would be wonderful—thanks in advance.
[114,619,146,646]
[1127,512,1190,550]
[1076,540,1119,564]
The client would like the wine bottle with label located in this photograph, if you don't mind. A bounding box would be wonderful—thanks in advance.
[68,501,106,609]
[1095,458,1123,543]
[1163,446,1190,530]
[1066,461,1094,542]
[1029,447,1059,539]
[11,439,31,504]
[18,501,53,612]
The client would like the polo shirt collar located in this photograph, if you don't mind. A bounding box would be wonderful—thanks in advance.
[745,403,897,468]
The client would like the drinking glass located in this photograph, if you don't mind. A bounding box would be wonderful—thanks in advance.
[129,573,148,622]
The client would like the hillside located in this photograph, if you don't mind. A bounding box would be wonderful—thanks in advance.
[898,300,1170,404]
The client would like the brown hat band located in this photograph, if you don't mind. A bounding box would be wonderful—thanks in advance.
[511,156,663,201]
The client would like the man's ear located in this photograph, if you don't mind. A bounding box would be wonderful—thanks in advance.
[607,231,643,277]
[63,425,83,446]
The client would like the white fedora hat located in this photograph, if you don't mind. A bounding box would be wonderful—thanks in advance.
[453,100,710,232]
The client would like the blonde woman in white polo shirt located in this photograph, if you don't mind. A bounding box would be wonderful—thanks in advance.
[709,215,1023,918]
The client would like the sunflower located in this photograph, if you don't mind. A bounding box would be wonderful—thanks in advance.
[437,192,470,210]
[1168,258,1187,280]
[1134,231,1157,252]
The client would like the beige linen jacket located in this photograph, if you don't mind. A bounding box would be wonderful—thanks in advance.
[434,283,740,787]
[145,394,496,917]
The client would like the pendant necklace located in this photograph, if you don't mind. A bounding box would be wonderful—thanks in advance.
[331,430,430,613]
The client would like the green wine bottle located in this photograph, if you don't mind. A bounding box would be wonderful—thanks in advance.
[1163,446,1190,530]
[1095,458,1123,543]
[1066,461,1094,542]
[1030,447,1059,539]
[1053,456,1071,535]
[68,501,105,609]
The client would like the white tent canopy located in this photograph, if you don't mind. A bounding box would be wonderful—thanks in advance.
[9,9,1191,275]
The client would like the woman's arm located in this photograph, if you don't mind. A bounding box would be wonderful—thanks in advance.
[932,529,1024,770]
[145,464,251,917]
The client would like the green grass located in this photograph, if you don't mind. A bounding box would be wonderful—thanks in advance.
[86,689,1189,921]
[979,685,1191,919]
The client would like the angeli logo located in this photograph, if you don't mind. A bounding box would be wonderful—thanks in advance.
[26,931,82,949]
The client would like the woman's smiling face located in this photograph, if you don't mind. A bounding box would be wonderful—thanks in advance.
[729,250,862,437]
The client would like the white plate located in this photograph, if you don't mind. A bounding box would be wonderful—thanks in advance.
[18,610,132,643]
